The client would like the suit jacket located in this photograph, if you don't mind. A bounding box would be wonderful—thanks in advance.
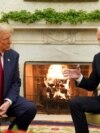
[3,49,21,103]
[3,49,35,117]
[79,52,100,91]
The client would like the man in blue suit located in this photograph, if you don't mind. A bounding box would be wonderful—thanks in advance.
[0,24,37,131]
[63,28,100,133]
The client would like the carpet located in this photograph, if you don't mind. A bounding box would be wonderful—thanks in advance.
[0,120,100,133]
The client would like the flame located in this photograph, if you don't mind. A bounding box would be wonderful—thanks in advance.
[45,64,71,99]
[47,65,65,79]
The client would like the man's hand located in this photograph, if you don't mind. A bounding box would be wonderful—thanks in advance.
[0,101,11,118]
[63,64,81,80]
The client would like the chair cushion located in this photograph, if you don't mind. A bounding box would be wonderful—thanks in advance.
[86,113,100,126]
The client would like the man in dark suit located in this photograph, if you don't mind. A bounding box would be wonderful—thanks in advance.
[0,24,37,131]
[63,28,100,133]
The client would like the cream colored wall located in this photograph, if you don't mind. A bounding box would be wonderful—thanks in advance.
[0,0,100,13]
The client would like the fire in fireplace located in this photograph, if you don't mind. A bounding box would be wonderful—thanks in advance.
[44,64,71,100]
[24,62,92,114]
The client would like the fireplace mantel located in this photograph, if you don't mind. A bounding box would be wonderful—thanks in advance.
[11,23,99,30]
[12,22,99,96]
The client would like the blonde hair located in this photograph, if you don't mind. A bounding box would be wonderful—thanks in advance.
[97,27,100,31]
[0,23,13,33]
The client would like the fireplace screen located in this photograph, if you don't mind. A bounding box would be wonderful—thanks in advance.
[24,62,92,114]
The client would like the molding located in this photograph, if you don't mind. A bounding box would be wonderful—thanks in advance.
[11,23,98,30]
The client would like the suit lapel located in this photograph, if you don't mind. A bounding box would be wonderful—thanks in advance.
[3,51,12,96]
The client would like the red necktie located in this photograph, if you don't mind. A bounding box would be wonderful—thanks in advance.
[0,53,3,105]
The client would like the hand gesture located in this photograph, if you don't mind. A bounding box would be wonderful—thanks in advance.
[63,64,81,80]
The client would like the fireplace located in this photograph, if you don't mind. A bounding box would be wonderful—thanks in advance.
[24,61,92,114]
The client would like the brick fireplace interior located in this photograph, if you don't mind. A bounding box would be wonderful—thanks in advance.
[24,61,95,114]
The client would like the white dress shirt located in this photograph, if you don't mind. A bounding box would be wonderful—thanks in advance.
[76,74,83,83]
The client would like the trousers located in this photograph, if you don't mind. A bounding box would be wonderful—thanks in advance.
[69,96,100,133]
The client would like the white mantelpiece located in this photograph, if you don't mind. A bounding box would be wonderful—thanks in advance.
[11,23,99,30]
[12,24,97,45]
[11,23,100,96]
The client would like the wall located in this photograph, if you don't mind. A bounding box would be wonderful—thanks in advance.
[0,0,100,12]
[0,0,100,95]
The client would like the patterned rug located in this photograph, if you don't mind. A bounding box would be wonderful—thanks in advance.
[1,120,100,133]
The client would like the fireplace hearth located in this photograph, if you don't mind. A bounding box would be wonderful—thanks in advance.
[24,61,92,114]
